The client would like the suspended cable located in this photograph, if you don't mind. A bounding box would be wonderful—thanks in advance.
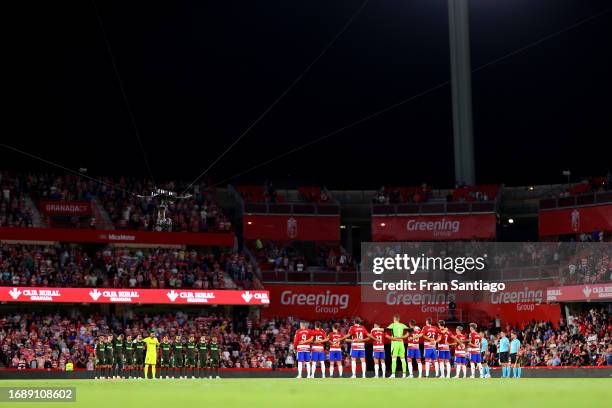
[181,0,371,195]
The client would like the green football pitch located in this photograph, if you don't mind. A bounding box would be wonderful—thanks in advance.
[1,378,610,408]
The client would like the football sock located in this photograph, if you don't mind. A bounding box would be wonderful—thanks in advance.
[425,361,430,377]
[513,367,517,377]
[320,362,325,378]
[306,361,311,377]
[297,362,303,377]
[408,361,414,376]
[417,362,423,377]
[470,362,475,376]
[381,362,386,377]
[391,358,397,374]
[477,363,483,377]
[374,364,379,377]
[143,364,148,379]
[329,364,334,377]
[338,365,343,376]
[151,365,156,379]
[462,365,467,377]
[446,362,451,376]
[361,362,366,377]
[434,361,439,376]
[311,361,316,377]
[351,360,356,376]
[439,362,445,377]
[518,367,522,378]
[400,358,406,374]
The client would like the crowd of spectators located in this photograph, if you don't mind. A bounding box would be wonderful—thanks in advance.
[252,241,356,273]
[0,172,231,233]
[0,244,256,289]
[0,173,34,228]
[373,184,432,205]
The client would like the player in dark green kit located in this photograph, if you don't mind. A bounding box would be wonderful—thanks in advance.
[197,336,209,379]
[94,335,106,380]
[184,335,197,379]
[114,334,124,379]
[105,335,115,379]
[173,335,185,379]
[207,336,220,379]
[124,335,134,379]
[134,334,145,379]
[160,336,172,379]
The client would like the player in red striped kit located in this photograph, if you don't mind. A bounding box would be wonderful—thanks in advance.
[468,323,483,378]
[293,321,313,379]
[451,325,468,378]
[422,318,440,377]
[405,320,423,378]
[310,321,328,378]
[327,323,344,378]
[342,318,369,378]
[367,323,386,378]
[436,320,452,379]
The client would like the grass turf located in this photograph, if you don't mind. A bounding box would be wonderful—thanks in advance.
[0,378,610,408]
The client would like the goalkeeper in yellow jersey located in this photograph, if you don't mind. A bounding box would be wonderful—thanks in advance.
[143,331,160,379]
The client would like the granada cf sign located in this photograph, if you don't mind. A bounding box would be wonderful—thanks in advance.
[371,214,496,241]
[539,205,612,236]
[39,200,92,216]
[0,287,270,305]
[243,215,340,241]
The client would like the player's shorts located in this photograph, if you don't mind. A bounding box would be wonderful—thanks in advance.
[198,355,208,367]
[173,358,183,368]
[134,354,144,365]
[438,350,451,360]
[329,351,342,361]
[407,348,421,359]
[145,354,157,365]
[470,353,481,363]
[510,353,518,364]
[311,352,326,361]
[105,357,115,366]
[390,342,405,357]
[124,353,133,365]
[160,356,172,367]
[499,352,509,363]
[424,348,437,360]
[350,349,365,359]
[455,356,466,364]
[297,351,311,362]
[373,351,385,359]
[185,357,196,366]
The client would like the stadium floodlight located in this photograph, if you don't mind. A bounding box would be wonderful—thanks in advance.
[508,218,514,224]
[340,225,346,229]
[380,222,386,227]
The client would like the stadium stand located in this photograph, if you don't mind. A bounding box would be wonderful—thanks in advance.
[0,244,256,289]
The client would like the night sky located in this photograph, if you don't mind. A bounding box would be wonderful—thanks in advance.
[6,0,612,189]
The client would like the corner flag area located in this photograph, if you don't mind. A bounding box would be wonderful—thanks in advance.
[1,379,610,408]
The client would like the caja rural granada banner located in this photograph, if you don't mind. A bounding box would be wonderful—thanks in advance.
[0,287,269,305]
[371,214,497,241]
[243,215,340,241]
[539,204,612,236]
